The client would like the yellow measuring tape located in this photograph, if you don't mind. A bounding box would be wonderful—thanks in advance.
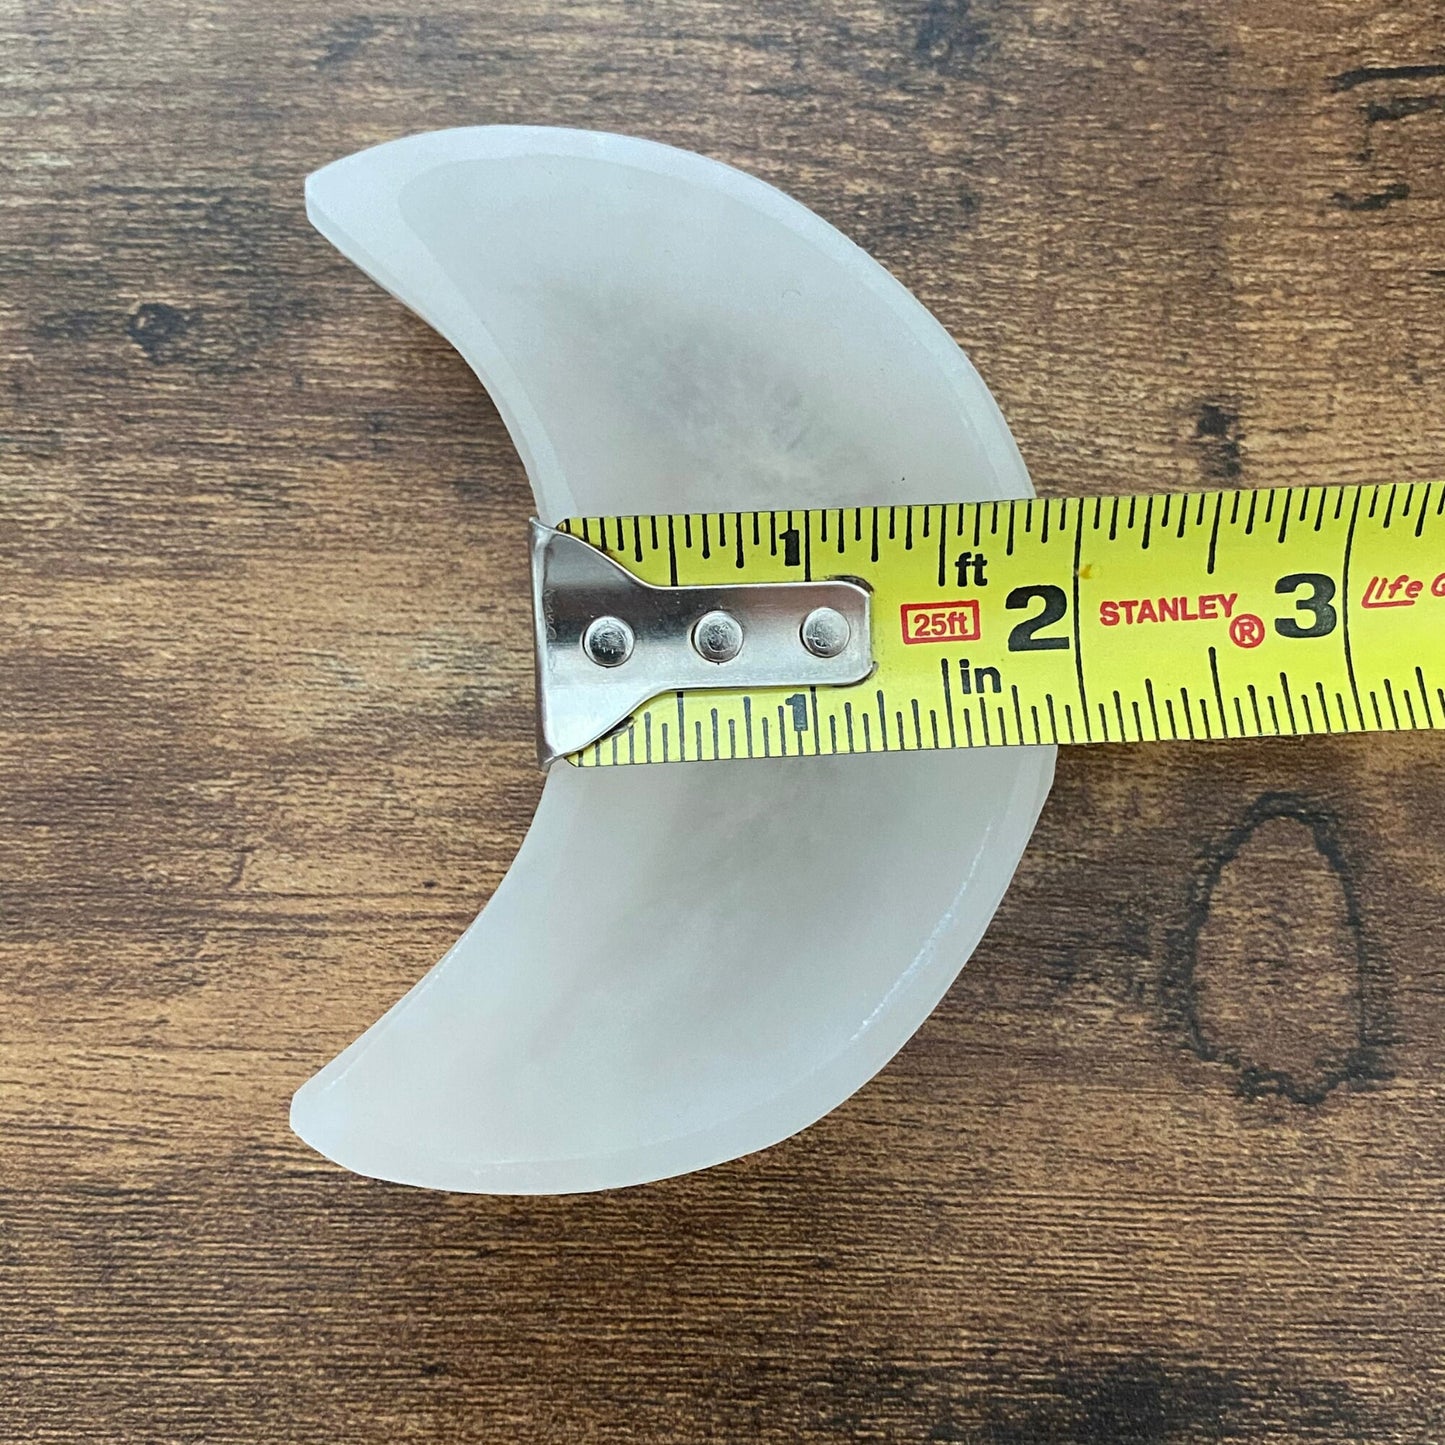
[558,482,1445,766]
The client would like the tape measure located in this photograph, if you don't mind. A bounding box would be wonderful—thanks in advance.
[539,482,1445,767]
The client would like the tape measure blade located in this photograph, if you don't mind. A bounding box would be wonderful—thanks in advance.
[562,483,1445,765]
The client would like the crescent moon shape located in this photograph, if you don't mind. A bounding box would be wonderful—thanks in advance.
[291,127,1054,1193]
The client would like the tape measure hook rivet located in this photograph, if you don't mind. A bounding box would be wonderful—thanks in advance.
[801,606,851,658]
[692,610,745,663]
[582,615,635,668]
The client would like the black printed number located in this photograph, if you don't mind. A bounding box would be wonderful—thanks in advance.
[1274,572,1337,639]
[1006,584,1070,652]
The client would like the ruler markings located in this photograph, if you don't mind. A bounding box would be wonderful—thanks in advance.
[1072,502,1092,741]
[1280,672,1298,733]
[562,484,1445,764]
[1209,646,1228,738]
[1207,491,1223,574]
[1180,686,1198,740]
[1342,486,1366,727]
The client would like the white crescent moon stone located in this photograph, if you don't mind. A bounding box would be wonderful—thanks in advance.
[290,127,1054,1193]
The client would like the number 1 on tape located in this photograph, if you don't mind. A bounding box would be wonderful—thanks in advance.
[558,482,1445,765]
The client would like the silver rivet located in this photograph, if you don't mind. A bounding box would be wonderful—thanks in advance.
[691,610,744,663]
[801,606,851,658]
[581,615,634,668]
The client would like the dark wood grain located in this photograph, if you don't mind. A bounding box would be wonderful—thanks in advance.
[5,1,1445,1440]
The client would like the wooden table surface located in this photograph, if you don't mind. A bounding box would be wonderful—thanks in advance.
[5,1,1445,1440]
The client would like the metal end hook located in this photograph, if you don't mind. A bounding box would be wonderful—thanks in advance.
[530,521,874,767]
